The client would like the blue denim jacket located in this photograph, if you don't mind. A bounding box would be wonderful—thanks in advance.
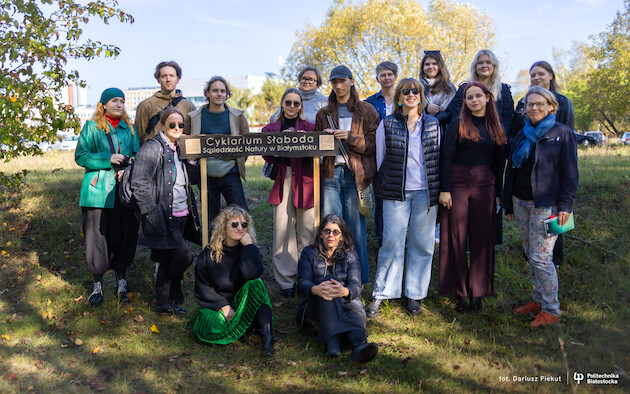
[365,90,387,120]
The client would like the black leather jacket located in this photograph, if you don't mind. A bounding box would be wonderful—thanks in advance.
[131,135,200,249]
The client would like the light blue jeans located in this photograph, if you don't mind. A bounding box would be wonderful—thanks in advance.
[322,165,369,284]
[513,197,560,316]
[372,191,438,300]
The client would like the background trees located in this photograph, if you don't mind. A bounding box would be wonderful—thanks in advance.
[282,0,496,96]
[0,0,133,185]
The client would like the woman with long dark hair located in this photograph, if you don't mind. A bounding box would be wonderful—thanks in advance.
[193,206,274,355]
[439,82,506,313]
[131,108,201,314]
[446,50,513,246]
[75,88,139,306]
[263,88,316,298]
[504,86,578,328]
[297,215,378,363]
[419,50,456,130]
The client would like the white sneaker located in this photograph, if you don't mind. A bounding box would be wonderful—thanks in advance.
[89,281,103,306]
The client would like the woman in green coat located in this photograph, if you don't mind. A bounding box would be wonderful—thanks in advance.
[75,88,140,306]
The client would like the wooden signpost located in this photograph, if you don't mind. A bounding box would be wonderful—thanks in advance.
[179,131,339,247]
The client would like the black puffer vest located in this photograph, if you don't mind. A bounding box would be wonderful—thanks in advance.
[373,112,440,205]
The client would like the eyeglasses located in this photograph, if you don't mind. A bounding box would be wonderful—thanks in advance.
[299,77,317,84]
[283,100,301,108]
[402,88,420,96]
[322,228,341,236]
[168,122,185,129]
[526,102,548,109]
[230,221,248,229]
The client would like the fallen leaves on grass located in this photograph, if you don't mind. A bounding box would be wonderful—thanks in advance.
[92,347,100,354]
[134,315,144,323]
[150,324,160,333]
[73,295,83,302]
[1,334,10,341]
[74,339,83,346]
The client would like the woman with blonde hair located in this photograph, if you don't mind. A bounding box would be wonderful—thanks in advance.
[263,88,316,298]
[193,206,274,355]
[75,88,139,306]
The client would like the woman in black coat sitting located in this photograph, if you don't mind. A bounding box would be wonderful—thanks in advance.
[297,214,378,363]
[193,205,274,356]
[131,108,200,315]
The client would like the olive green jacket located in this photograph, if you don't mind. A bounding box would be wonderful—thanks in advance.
[75,120,140,208]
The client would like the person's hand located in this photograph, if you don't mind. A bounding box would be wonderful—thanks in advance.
[439,192,452,209]
[116,170,125,181]
[221,305,235,322]
[328,278,349,298]
[311,282,333,301]
[240,232,253,246]
[426,103,440,115]
[506,213,514,221]
[557,211,570,226]
[324,128,349,140]
[110,153,125,165]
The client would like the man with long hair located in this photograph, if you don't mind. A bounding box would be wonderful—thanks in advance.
[315,65,380,285]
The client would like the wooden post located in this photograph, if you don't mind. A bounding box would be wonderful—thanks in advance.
[200,158,209,248]
[313,156,320,233]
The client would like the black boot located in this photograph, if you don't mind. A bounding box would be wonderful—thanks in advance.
[456,296,469,313]
[469,296,482,312]
[326,335,341,358]
[260,323,275,356]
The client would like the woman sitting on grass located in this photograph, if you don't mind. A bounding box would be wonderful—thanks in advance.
[296,214,378,363]
[193,206,274,355]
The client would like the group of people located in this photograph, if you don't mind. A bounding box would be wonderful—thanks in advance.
[74,49,578,362]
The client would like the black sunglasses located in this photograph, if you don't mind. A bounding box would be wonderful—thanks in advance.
[284,100,301,108]
[168,122,185,129]
[402,88,420,95]
[230,221,248,229]
[322,228,341,236]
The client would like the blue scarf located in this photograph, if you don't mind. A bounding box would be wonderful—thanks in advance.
[511,114,556,168]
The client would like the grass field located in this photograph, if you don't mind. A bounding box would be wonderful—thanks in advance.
[0,147,628,393]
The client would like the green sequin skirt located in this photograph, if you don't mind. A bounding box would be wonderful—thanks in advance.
[193,278,271,345]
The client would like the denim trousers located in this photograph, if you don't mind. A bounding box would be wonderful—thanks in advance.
[372,191,437,300]
[207,172,248,227]
[513,197,560,316]
[321,165,369,284]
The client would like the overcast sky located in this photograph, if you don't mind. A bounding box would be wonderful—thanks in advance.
[69,0,624,103]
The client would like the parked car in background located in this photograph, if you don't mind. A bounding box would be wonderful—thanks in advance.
[584,131,606,146]
[620,132,630,145]
[51,133,79,151]
[574,132,598,146]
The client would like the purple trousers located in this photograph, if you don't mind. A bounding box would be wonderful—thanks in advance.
[439,165,496,298]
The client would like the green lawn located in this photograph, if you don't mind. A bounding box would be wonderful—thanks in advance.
[0,147,628,393]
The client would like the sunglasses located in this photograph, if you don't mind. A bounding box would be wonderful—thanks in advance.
[402,88,420,96]
[322,228,341,236]
[168,122,185,129]
[230,221,248,229]
[284,100,301,108]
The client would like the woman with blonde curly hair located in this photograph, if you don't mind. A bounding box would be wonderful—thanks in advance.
[193,205,274,355]
[75,88,139,306]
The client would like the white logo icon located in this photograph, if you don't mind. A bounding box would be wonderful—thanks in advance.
[574,372,584,384]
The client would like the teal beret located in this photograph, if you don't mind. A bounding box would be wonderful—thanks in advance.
[100,87,125,105]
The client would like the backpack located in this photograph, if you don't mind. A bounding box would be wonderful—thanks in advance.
[105,132,162,209]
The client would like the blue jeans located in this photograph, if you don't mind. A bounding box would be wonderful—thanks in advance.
[322,165,369,284]
[372,191,437,300]
[207,172,248,227]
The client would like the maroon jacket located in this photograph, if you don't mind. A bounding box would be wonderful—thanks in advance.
[262,118,316,209]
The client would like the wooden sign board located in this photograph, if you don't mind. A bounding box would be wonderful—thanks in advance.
[179,131,338,159]
[180,131,339,246]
